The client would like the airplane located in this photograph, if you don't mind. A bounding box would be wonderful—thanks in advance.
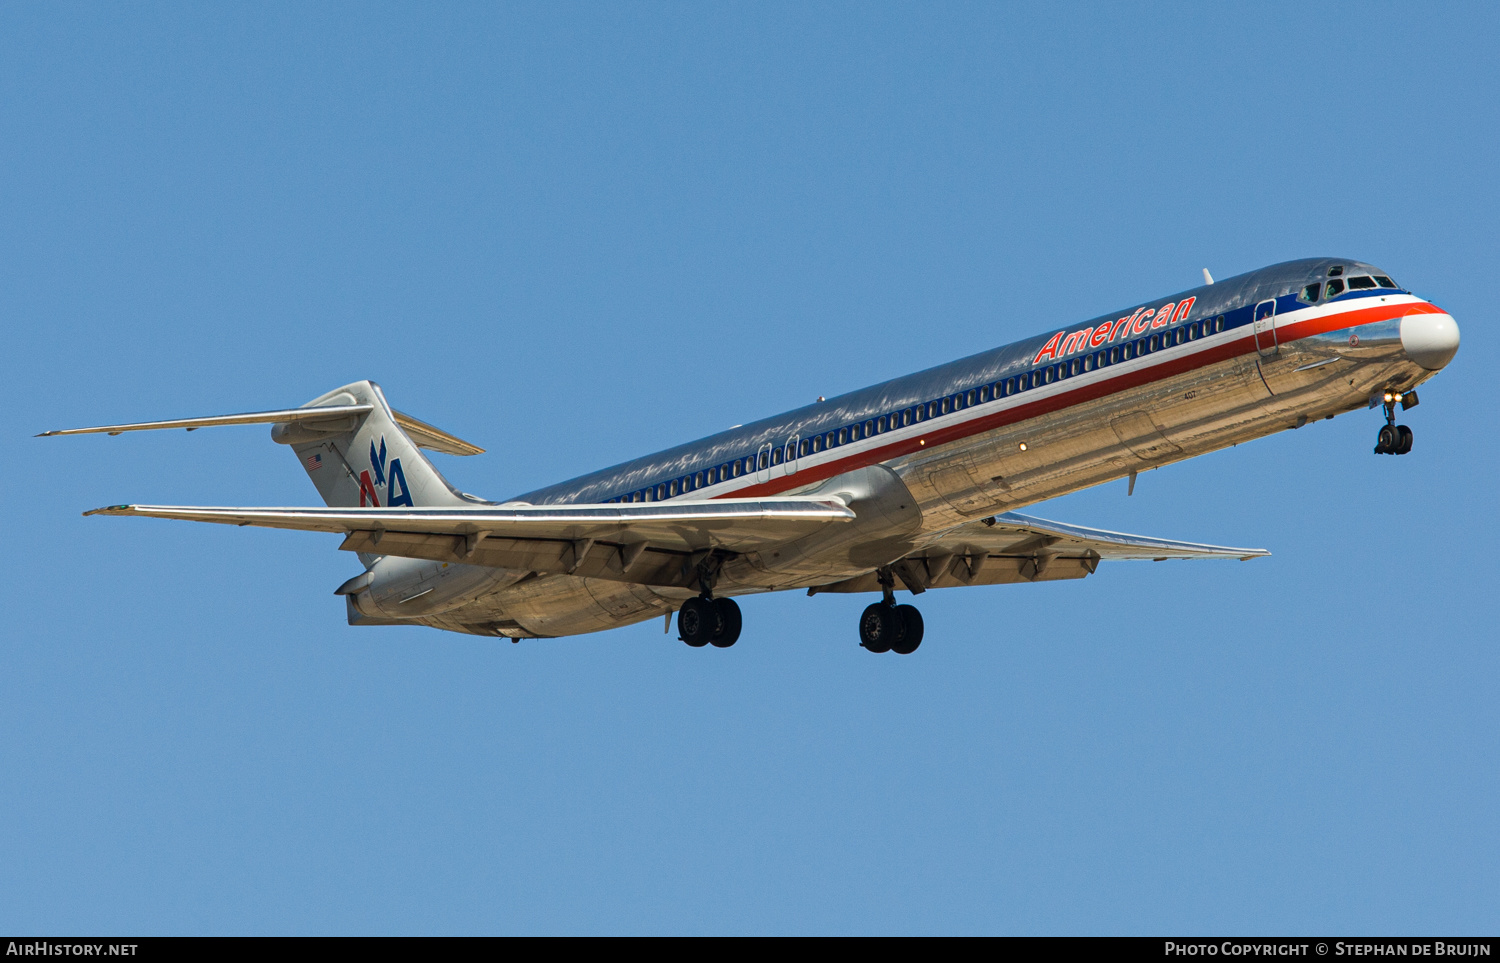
[42,257,1460,653]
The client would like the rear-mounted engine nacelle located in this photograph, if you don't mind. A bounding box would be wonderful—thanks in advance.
[341,555,501,619]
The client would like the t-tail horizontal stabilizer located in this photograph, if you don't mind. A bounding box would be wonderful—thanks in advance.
[37,394,483,455]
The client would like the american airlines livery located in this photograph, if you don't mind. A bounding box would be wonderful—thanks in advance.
[45,258,1460,653]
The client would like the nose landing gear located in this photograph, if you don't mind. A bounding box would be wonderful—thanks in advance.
[1373,390,1417,455]
[858,567,925,655]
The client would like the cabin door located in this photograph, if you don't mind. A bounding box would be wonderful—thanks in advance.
[1253,299,1279,357]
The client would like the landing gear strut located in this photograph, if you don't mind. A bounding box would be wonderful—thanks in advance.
[1374,391,1415,455]
[678,556,742,648]
[858,567,924,655]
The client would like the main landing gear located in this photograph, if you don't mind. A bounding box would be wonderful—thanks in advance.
[858,567,924,655]
[678,595,742,648]
[1373,390,1417,455]
[678,556,742,648]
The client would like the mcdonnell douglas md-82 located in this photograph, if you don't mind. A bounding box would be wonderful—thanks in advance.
[45,258,1460,653]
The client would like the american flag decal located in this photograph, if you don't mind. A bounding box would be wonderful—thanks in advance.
[306,453,322,471]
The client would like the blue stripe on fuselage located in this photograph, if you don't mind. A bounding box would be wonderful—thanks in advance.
[514,258,1401,505]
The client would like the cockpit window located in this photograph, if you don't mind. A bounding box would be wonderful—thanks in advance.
[1347,276,1377,290]
[1328,266,1344,277]
[1375,275,1397,288]
[1300,282,1322,302]
[1325,278,1345,297]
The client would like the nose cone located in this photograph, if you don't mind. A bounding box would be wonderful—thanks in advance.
[1401,311,1461,370]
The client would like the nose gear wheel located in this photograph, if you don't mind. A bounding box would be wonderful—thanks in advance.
[1373,394,1415,455]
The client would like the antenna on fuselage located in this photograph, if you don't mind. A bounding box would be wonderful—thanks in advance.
[1202,268,1214,285]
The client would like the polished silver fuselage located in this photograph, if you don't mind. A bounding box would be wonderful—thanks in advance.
[384,258,1450,638]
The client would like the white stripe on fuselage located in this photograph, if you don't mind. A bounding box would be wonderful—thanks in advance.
[668,293,1423,501]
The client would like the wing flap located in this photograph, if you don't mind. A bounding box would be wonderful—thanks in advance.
[975,511,1270,561]
[810,510,1267,594]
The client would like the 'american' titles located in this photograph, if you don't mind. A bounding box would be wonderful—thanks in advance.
[1032,296,1197,365]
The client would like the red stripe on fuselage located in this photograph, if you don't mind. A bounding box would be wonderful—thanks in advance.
[718,299,1439,499]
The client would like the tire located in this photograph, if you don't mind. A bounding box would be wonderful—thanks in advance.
[1376,424,1399,454]
[891,605,924,655]
[1396,425,1413,455]
[678,596,716,647]
[710,597,742,647]
[859,602,903,653]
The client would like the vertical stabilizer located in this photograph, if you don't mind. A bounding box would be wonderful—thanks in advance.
[272,381,481,509]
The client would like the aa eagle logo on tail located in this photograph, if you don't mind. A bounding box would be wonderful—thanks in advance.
[357,437,413,507]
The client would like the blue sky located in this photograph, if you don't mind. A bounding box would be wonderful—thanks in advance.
[2,2,1496,934]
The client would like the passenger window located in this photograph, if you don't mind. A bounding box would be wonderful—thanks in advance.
[914,406,925,423]
[853,423,865,441]
[798,439,809,457]
[1326,279,1345,298]
[1300,282,1322,302]
[838,428,849,445]
[966,389,977,406]
[1215,315,1225,332]
[670,480,680,496]
[941,397,953,414]
[1347,276,1376,290]
[771,448,782,466]
[709,467,719,484]
[1375,276,1397,288]
[864,420,874,436]
[655,484,666,500]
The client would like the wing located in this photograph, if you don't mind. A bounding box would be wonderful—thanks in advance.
[86,498,855,587]
[809,510,1269,594]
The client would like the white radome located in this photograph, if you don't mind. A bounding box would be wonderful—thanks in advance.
[1401,312,1461,370]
